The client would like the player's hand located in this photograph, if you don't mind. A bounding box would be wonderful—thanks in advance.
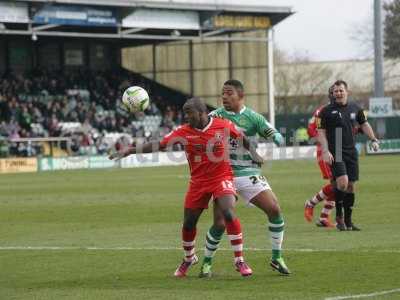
[322,150,334,165]
[370,139,380,152]
[251,152,264,166]
[272,132,284,146]
[108,151,124,160]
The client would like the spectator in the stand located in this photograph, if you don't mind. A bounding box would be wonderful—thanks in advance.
[79,131,93,154]
[0,121,8,137]
[93,111,106,132]
[118,117,130,133]
[149,101,160,115]
[175,109,183,125]
[19,105,32,131]
[19,128,30,138]
[82,118,93,135]
[31,106,44,124]
[7,117,20,139]
[48,114,60,136]
[0,95,9,121]
[161,105,176,130]
[95,133,108,155]
[76,101,87,123]
[48,79,58,95]
[129,123,138,137]
[8,97,20,121]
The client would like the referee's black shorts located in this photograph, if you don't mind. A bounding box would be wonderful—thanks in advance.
[332,149,359,182]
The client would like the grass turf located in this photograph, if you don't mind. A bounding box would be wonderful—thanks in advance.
[0,155,399,299]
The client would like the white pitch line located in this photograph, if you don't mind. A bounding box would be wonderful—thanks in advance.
[0,246,399,253]
[325,288,400,300]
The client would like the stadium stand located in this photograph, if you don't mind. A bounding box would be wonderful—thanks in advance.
[0,68,184,156]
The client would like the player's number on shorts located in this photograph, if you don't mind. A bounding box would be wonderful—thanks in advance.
[249,175,266,185]
[222,180,234,190]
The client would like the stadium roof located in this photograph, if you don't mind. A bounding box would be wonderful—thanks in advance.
[20,0,292,14]
[1,0,294,43]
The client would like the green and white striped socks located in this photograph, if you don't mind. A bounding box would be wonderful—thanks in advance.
[203,225,224,263]
[269,215,285,260]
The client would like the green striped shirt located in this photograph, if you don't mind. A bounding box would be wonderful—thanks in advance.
[210,106,277,177]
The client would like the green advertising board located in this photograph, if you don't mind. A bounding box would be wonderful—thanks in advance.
[366,139,400,154]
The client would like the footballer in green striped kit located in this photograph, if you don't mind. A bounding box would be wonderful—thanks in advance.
[199,79,291,277]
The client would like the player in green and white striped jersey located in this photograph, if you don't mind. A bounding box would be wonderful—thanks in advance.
[199,79,291,277]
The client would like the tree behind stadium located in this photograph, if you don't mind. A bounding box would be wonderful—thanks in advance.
[384,0,400,58]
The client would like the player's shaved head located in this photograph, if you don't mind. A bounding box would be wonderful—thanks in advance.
[183,97,210,129]
[183,97,208,113]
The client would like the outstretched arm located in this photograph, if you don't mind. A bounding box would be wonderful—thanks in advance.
[109,141,163,160]
[110,125,186,160]
[254,113,284,146]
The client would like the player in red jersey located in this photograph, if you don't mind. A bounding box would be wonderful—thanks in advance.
[109,97,262,277]
[304,86,336,227]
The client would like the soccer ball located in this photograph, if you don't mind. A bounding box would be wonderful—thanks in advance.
[122,86,150,112]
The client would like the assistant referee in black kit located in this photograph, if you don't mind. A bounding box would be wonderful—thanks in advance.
[317,80,380,231]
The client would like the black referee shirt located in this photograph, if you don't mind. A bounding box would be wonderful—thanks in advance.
[317,101,367,154]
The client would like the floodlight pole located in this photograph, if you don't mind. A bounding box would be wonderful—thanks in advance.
[374,0,384,97]
[267,28,275,127]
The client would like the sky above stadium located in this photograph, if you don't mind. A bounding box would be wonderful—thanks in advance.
[268,0,374,62]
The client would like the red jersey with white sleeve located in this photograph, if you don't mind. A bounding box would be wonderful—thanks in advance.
[160,117,241,208]
[308,105,332,180]
[160,117,242,182]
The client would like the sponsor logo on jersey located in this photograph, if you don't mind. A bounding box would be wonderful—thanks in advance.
[239,118,248,127]
[214,132,223,140]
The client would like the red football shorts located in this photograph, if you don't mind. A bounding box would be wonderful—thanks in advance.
[317,148,333,180]
[184,177,236,209]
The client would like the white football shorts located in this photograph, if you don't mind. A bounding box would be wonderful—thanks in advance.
[234,175,271,205]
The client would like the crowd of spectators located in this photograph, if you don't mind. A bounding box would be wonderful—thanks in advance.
[0,68,183,157]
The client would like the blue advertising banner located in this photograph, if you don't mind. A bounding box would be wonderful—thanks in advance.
[33,5,117,27]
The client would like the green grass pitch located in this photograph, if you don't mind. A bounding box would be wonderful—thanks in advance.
[0,155,399,300]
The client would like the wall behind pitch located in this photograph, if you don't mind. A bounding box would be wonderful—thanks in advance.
[121,45,153,77]
[156,42,190,71]
[155,42,191,93]
[192,41,229,104]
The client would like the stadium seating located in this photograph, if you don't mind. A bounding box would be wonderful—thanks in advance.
[0,68,182,157]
